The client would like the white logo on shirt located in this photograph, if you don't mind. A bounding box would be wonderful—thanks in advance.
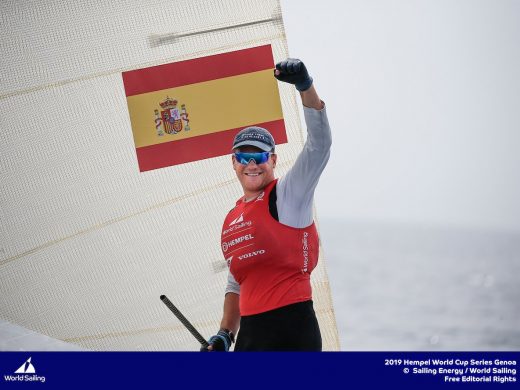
[238,250,266,260]
[222,234,254,252]
[222,220,252,236]
[302,232,309,273]
[229,213,244,226]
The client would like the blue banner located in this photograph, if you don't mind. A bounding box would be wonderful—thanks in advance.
[1,352,518,389]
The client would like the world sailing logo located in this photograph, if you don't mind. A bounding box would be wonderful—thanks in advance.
[15,357,35,373]
[3,357,46,383]
[229,213,244,226]
[222,213,253,237]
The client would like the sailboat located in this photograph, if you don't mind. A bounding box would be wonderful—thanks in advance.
[0,0,339,351]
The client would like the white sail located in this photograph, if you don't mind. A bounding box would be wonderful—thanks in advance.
[0,0,339,351]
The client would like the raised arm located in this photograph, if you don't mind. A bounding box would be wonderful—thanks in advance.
[274,59,332,228]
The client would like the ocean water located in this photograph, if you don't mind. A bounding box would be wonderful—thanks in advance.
[319,218,520,351]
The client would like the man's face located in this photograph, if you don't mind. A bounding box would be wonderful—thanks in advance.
[232,145,277,196]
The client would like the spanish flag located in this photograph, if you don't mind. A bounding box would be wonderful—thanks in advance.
[122,45,287,172]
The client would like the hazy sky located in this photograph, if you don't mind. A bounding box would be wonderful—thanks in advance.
[280,0,520,232]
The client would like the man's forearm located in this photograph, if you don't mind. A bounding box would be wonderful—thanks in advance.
[220,292,240,334]
[300,84,324,110]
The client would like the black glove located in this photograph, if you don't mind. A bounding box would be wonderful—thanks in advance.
[274,58,313,91]
[200,329,234,352]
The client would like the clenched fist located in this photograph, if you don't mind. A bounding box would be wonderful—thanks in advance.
[274,58,313,92]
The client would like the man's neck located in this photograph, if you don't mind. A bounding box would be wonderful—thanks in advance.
[243,191,263,202]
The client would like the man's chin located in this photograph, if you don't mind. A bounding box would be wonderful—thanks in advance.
[242,179,264,192]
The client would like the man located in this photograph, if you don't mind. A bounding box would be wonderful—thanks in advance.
[203,58,331,351]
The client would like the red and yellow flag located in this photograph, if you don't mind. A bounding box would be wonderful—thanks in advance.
[122,45,287,172]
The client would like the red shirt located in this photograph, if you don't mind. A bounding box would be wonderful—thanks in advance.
[221,179,319,316]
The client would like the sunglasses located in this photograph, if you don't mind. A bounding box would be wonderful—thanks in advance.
[234,152,270,165]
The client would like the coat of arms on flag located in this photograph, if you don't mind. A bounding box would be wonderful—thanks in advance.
[122,45,287,172]
[155,97,190,136]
